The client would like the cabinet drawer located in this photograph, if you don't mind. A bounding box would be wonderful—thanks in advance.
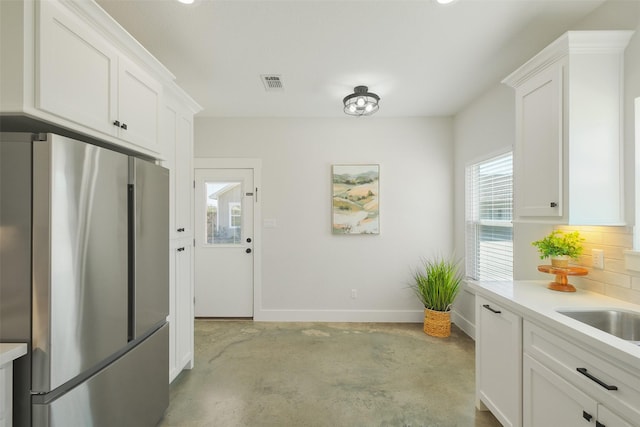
[523,320,640,422]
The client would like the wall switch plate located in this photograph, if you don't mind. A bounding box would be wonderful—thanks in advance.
[351,289,357,299]
[592,249,605,269]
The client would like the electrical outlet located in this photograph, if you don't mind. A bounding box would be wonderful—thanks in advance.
[592,249,604,270]
[351,289,357,299]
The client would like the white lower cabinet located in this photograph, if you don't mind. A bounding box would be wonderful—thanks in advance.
[475,292,640,427]
[523,321,639,427]
[476,295,522,427]
[598,406,635,427]
[169,239,194,382]
[524,354,633,427]
[524,353,598,426]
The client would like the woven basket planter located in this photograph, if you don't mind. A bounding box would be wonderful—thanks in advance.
[423,308,451,338]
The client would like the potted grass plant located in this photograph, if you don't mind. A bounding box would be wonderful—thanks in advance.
[411,256,462,338]
[531,230,584,267]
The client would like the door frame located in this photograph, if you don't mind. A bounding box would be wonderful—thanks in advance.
[193,158,262,318]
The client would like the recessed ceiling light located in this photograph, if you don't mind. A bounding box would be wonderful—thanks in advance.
[177,0,195,4]
[436,0,457,4]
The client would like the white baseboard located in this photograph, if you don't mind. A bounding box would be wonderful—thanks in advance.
[452,310,475,340]
[254,309,424,323]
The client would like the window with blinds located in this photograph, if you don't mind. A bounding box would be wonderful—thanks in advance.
[465,152,513,281]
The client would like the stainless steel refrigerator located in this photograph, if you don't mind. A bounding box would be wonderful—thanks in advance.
[0,132,169,426]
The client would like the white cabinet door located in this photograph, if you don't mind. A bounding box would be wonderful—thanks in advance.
[476,296,522,427]
[117,57,161,152]
[38,0,118,136]
[0,363,11,427]
[514,64,563,218]
[169,239,193,382]
[174,114,193,237]
[523,354,598,427]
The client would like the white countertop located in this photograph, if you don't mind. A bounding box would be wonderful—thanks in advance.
[0,343,27,366]
[468,280,640,370]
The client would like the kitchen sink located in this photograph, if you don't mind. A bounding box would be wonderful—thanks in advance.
[557,309,640,345]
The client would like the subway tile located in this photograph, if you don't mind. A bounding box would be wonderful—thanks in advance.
[601,232,633,248]
[545,226,640,302]
[605,284,640,305]
[571,277,606,294]
[586,269,631,288]
[581,244,626,260]
[604,258,640,277]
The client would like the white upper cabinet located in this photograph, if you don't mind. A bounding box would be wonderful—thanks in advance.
[117,57,162,152]
[38,0,118,137]
[504,31,634,225]
[1,0,167,158]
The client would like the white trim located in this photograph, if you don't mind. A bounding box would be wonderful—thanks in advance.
[635,98,640,250]
[254,309,424,323]
[464,146,513,169]
[194,158,262,318]
[451,310,475,340]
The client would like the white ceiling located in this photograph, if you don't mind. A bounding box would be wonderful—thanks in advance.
[96,0,606,117]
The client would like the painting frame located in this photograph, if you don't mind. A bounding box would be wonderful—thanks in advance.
[332,164,380,235]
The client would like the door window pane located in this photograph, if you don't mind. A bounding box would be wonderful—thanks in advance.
[205,181,242,244]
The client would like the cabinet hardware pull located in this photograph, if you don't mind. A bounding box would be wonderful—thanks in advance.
[113,120,120,127]
[177,228,185,232]
[550,202,558,207]
[482,304,501,314]
[121,123,128,130]
[596,421,605,427]
[576,368,618,390]
[582,411,593,422]
[177,247,185,252]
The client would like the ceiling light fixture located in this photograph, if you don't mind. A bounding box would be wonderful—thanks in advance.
[177,0,195,4]
[343,86,380,117]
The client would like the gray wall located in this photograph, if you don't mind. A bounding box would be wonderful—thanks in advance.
[195,117,454,321]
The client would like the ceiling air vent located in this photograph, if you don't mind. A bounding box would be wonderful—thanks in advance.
[261,74,284,91]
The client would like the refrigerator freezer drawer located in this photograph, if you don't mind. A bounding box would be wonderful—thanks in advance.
[32,323,169,427]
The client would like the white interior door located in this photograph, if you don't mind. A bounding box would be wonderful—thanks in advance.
[194,168,254,317]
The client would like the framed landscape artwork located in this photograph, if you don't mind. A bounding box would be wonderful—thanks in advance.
[332,164,379,234]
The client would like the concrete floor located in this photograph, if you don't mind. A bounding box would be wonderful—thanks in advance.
[159,320,501,427]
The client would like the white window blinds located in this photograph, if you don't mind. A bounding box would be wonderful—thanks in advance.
[465,152,513,281]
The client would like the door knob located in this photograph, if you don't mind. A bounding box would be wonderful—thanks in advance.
[246,238,252,243]
[246,248,252,254]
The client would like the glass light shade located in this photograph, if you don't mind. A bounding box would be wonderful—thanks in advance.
[343,86,380,117]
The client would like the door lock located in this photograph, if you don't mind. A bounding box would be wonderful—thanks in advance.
[246,238,252,243]
[246,248,252,254]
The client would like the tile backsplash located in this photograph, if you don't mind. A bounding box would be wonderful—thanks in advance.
[557,225,640,305]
